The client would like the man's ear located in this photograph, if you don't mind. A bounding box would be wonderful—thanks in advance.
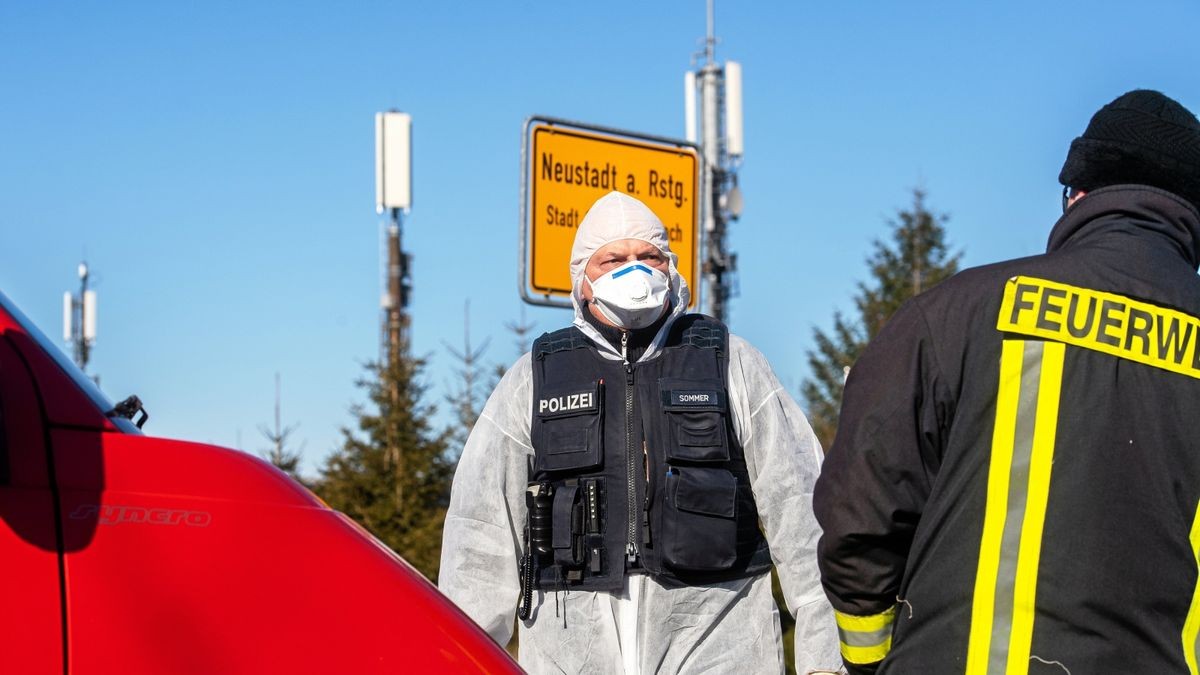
[1068,189,1088,209]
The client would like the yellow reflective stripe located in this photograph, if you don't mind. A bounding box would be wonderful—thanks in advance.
[1006,341,1064,674]
[840,638,893,665]
[834,606,897,633]
[996,276,1200,380]
[1183,500,1200,675]
[835,607,896,665]
[968,339,1065,675]
[967,339,1024,673]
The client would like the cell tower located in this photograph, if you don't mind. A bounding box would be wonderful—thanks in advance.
[375,111,414,367]
[62,261,97,373]
[684,0,744,322]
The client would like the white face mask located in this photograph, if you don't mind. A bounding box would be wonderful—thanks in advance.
[585,260,670,329]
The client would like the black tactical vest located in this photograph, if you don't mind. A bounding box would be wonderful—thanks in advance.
[527,314,771,592]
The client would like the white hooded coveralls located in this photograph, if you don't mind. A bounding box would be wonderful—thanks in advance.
[439,192,841,674]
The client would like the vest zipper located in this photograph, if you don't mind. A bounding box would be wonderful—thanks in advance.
[622,331,638,566]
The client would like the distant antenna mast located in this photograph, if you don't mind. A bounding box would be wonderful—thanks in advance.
[62,261,97,373]
[375,110,414,505]
[375,111,414,368]
[685,0,744,322]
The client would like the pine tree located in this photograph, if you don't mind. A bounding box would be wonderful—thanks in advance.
[801,188,961,450]
[258,372,305,482]
[444,301,492,453]
[491,305,538,387]
[259,423,303,480]
[504,304,537,358]
[316,353,452,581]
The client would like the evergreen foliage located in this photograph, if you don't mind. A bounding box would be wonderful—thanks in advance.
[443,301,491,453]
[316,354,452,581]
[259,373,304,483]
[261,438,303,481]
[491,306,538,398]
[444,302,536,455]
[503,305,537,359]
[801,188,960,450]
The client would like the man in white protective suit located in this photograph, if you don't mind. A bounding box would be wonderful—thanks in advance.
[439,191,841,674]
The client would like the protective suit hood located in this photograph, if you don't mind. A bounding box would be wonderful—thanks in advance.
[569,191,690,361]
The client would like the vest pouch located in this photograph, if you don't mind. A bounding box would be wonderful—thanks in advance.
[660,466,738,571]
[552,485,585,570]
[533,381,604,474]
[660,379,730,462]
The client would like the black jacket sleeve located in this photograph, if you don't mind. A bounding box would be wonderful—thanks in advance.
[813,298,952,672]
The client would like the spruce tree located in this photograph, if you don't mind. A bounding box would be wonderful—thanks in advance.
[258,373,305,483]
[802,188,961,450]
[443,301,492,453]
[259,425,303,482]
[316,353,452,581]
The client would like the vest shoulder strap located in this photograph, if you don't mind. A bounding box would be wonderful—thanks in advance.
[668,314,728,353]
[532,326,591,359]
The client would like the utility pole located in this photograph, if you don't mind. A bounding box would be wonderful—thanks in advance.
[62,261,97,374]
[685,0,744,322]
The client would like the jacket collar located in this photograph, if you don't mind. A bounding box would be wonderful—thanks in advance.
[1046,184,1200,268]
[572,299,686,363]
[579,303,671,363]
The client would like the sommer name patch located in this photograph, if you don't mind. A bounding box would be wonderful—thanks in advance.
[668,390,722,406]
[997,276,1200,379]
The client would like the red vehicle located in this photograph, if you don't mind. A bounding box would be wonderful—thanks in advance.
[0,291,520,674]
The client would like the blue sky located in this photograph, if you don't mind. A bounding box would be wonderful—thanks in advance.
[2,1,1196,476]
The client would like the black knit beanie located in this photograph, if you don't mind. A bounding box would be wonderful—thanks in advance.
[1059,89,1200,210]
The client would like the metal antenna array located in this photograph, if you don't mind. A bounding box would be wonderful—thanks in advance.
[63,261,97,374]
[685,0,744,322]
[375,111,415,504]
[376,112,414,368]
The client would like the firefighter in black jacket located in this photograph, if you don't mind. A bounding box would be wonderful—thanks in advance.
[815,89,1200,674]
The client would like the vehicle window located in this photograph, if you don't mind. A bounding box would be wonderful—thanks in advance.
[0,291,140,435]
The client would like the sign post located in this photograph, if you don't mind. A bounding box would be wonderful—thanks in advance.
[520,117,700,308]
